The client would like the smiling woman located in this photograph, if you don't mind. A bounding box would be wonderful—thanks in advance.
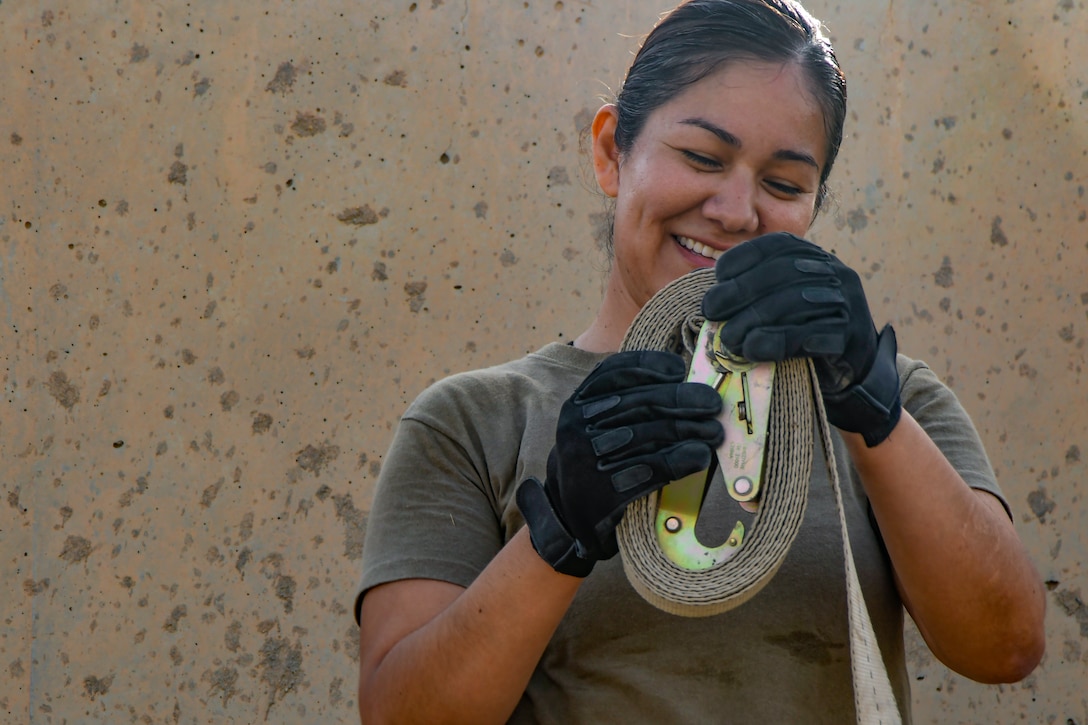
[354,1,1046,723]
[581,61,827,351]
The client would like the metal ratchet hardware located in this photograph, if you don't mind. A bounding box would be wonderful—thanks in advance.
[654,321,776,570]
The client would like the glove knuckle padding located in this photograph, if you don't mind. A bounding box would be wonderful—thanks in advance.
[590,427,634,456]
[520,352,725,577]
[575,351,686,400]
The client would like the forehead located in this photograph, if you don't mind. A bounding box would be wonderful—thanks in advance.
[649,60,827,163]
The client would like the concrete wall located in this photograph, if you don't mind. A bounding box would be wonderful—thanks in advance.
[1,0,1084,722]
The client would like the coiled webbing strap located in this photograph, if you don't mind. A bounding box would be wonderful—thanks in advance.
[616,268,902,724]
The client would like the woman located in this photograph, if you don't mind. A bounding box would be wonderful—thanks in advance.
[355,1,1046,722]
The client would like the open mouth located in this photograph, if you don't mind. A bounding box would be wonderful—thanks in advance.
[675,235,723,261]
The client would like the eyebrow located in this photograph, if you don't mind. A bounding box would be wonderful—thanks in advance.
[679,117,820,170]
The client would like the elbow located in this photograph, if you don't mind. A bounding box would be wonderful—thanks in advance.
[952,610,1047,684]
[982,623,1046,684]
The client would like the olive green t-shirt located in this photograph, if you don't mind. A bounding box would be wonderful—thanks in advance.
[356,342,1006,723]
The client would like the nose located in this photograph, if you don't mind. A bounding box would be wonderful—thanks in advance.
[702,171,760,233]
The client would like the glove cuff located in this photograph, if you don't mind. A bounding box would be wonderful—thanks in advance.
[822,324,902,447]
[515,477,595,578]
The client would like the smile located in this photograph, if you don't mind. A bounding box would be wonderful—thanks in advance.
[676,235,723,261]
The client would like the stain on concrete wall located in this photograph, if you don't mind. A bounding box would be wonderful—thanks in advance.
[0,1,1084,723]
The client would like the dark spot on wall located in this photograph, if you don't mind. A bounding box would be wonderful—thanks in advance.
[168,161,188,185]
[258,637,304,716]
[344,623,361,663]
[383,69,407,87]
[130,43,149,63]
[331,493,368,560]
[295,346,315,359]
[500,249,518,267]
[252,412,273,434]
[846,207,868,232]
[23,578,50,595]
[474,201,489,219]
[225,620,242,651]
[371,261,388,281]
[296,443,341,477]
[1056,588,1088,638]
[266,61,297,94]
[49,283,67,300]
[933,256,954,288]
[1027,486,1056,522]
[83,673,114,700]
[404,281,428,313]
[547,166,570,186]
[329,676,344,707]
[59,535,92,564]
[46,371,80,410]
[220,390,240,411]
[193,77,211,97]
[764,630,844,666]
[291,111,326,137]
[275,575,296,613]
[935,115,957,130]
[207,367,225,385]
[236,547,252,578]
[116,199,129,215]
[41,10,54,27]
[239,512,254,541]
[203,300,217,319]
[1019,362,1038,380]
[1067,446,1082,464]
[990,216,1009,246]
[200,478,225,507]
[181,349,197,365]
[163,604,188,633]
[10,659,25,678]
[337,205,379,226]
[1059,325,1075,342]
[206,666,239,705]
[11,132,23,145]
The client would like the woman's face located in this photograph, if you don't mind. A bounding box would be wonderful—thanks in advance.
[592,60,827,315]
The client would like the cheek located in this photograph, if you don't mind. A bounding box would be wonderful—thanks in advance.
[766,201,816,236]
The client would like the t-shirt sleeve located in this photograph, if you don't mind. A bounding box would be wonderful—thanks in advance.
[353,404,507,622]
[897,355,1010,517]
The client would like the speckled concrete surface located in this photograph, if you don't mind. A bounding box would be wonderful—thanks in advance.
[1,1,1085,722]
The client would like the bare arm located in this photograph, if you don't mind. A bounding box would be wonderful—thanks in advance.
[357,528,581,725]
[843,411,1046,682]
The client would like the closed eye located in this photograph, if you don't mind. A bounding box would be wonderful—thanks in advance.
[681,150,720,169]
[765,179,802,196]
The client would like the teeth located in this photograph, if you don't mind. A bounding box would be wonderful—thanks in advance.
[676,236,723,261]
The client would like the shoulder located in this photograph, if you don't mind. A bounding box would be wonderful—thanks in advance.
[405,342,608,431]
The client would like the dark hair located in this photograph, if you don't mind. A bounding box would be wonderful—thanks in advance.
[601,0,846,251]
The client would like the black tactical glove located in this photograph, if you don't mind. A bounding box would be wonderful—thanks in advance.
[516,350,725,577]
[701,232,902,447]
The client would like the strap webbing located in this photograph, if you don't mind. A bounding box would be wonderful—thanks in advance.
[616,268,902,724]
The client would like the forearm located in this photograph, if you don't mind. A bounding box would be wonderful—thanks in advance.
[358,528,582,724]
[844,411,1045,682]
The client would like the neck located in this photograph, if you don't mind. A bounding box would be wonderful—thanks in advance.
[573,274,642,353]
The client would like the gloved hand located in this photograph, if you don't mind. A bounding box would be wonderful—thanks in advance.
[517,350,724,577]
[701,232,902,447]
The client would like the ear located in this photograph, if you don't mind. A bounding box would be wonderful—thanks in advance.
[591,104,621,198]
